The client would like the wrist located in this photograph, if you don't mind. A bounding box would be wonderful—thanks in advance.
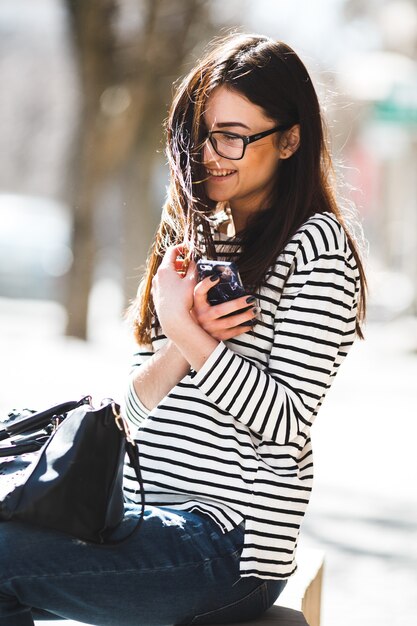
[163,315,219,372]
[162,313,199,343]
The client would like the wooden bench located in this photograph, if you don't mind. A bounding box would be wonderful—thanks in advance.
[276,548,324,626]
[34,549,324,626]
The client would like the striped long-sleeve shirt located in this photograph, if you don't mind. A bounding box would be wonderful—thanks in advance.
[123,210,361,580]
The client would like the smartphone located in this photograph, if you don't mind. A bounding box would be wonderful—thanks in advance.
[196,259,246,306]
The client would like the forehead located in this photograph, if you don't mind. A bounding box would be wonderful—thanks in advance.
[203,85,273,129]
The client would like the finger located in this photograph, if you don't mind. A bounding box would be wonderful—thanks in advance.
[185,259,197,281]
[195,273,220,293]
[194,274,220,306]
[222,307,259,329]
[210,295,256,318]
[215,324,255,341]
[211,306,259,331]
[199,302,258,334]
[160,244,187,269]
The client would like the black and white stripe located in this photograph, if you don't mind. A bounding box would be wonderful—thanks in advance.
[123,211,361,580]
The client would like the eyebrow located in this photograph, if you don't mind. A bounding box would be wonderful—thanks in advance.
[215,121,251,130]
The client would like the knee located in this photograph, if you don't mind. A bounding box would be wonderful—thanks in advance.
[0,522,33,579]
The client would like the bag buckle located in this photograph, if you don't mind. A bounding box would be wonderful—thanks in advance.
[111,403,135,446]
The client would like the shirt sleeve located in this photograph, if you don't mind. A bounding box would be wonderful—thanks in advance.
[192,249,360,445]
[123,345,154,428]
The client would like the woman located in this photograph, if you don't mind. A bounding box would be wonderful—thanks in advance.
[0,33,367,626]
[123,30,367,619]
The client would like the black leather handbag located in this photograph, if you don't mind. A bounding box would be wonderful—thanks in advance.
[0,396,144,543]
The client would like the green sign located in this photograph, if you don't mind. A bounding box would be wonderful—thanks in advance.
[373,83,417,125]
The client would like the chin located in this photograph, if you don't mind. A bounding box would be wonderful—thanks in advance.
[205,189,230,203]
[209,194,229,204]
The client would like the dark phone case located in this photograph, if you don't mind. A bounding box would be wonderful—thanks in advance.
[196,260,246,306]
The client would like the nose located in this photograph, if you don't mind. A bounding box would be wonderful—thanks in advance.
[202,137,221,166]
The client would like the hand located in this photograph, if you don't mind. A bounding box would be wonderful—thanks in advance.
[152,245,197,335]
[193,275,259,341]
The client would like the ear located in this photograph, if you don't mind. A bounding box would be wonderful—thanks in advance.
[279,124,300,159]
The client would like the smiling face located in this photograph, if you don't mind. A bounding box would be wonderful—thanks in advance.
[202,86,286,230]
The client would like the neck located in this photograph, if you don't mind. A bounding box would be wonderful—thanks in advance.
[229,211,245,235]
[229,185,274,235]
[230,200,265,235]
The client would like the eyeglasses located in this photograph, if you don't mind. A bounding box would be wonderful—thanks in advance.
[206,125,291,160]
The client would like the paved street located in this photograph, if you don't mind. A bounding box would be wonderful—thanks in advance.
[1,296,416,626]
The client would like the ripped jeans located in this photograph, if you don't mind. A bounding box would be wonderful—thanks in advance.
[0,505,286,626]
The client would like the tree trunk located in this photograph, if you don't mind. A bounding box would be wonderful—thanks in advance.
[62,0,218,338]
[121,137,161,307]
[63,0,118,338]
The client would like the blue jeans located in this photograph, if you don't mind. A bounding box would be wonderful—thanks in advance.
[0,505,286,626]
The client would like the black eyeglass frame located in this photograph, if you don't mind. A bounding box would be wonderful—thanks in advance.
[207,124,292,160]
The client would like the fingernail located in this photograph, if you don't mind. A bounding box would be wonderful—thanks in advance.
[252,307,260,314]
[246,296,256,303]
[210,274,219,282]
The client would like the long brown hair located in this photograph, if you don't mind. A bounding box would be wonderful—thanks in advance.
[130,33,368,344]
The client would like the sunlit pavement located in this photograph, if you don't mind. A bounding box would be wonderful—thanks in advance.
[301,314,417,626]
[1,297,416,626]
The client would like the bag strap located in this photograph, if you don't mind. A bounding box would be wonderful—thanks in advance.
[104,404,146,543]
[0,438,46,458]
[125,440,146,522]
[0,397,92,442]
[113,405,145,519]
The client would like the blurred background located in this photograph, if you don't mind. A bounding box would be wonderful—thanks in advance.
[0,1,416,625]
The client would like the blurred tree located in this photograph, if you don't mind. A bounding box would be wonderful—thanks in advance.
[63,0,217,339]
